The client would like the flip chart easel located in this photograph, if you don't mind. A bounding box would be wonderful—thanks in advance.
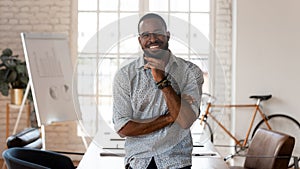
[17,32,86,149]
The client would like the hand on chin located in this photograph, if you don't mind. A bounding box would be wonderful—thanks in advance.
[144,48,168,59]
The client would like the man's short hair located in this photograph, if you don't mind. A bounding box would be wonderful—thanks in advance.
[138,13,167,33]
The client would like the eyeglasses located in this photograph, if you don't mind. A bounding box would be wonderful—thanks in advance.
[139,31,166,40]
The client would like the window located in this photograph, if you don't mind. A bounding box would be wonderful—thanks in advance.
[77,0,213,136]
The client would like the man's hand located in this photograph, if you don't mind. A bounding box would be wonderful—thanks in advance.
[182,94,195,105]
[144,56,166,82]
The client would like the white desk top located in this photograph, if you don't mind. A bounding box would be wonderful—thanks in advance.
[77,141,229,169]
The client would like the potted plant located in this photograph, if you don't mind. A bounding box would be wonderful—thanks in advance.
[0,48,29,105]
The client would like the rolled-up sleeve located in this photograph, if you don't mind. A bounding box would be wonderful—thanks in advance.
[183,64,204,117]
[112,69,132,132]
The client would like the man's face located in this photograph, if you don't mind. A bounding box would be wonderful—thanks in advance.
[138,18,170,59]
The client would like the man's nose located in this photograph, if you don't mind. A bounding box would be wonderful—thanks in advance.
[149,33,158,42]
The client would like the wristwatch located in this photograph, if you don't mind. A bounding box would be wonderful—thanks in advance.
[157,79,171,89]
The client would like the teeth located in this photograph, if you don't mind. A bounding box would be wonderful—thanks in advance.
[150,45,159,49]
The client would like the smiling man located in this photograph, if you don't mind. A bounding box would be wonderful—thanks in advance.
[113,13,204,169]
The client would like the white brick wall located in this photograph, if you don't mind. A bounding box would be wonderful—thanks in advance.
[0,0,85,161]
[0,0,233,162]
[213,0,233,157]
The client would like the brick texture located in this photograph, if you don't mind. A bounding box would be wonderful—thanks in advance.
[0,0,85,161]
[213,0,233,157]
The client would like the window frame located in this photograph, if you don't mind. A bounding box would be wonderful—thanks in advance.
[76,0,215,136]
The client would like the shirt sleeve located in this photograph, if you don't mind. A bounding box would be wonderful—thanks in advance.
[112,69,133,132]
[182,63,204,117]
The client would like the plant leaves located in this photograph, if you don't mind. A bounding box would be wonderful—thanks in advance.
[16,64,27,74]
[1,48,13,56]
[0,82,9,96]
[0,48,28,93]
[0,69,6,82]
[6,71,17,83]
[19,76,29,84]
[3,58,17,69]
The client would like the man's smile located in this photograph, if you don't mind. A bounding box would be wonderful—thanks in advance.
[149,45,159,49]
[146,42,164,52]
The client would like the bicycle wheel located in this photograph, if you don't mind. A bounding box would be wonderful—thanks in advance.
[251,114,300,167]
[191,118,213,146]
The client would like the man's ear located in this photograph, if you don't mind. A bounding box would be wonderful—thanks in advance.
[138,36,141,45]
[166,31,170,40]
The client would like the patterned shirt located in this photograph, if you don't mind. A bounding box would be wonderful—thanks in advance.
[113,53,204,169]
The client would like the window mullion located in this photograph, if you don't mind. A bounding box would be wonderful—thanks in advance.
[140,0,149,15]
[117,0,121,69]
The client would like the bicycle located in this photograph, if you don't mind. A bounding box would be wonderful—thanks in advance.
[191,93,300,167]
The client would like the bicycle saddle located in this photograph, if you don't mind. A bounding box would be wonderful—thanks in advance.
[249,95,272,101]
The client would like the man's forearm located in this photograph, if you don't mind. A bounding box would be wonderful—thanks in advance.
[161,85,197,129]
[118,114,174,137]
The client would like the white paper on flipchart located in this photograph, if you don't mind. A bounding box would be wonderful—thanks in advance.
[21,32,81,125]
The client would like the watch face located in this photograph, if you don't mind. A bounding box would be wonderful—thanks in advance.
[157,80,171,89]
[158,84,163,89]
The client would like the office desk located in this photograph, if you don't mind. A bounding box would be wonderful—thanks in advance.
[77,141,229,169]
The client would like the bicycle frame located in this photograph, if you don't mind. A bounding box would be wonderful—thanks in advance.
[200,100,272,147]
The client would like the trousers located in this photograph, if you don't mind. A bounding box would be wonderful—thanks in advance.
[126,157,191,169]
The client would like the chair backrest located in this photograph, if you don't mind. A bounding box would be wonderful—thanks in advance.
[244,128,295,169]
[6,128,42,149]
[2,147,75,169]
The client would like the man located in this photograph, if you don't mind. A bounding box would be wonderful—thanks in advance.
[113,13,204,169]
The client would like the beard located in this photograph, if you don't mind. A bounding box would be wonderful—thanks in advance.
[143,42,169,59]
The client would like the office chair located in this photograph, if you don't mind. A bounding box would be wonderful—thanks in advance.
[230,128,295,169]
[2,147,76,169]
[6,128,42,149]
